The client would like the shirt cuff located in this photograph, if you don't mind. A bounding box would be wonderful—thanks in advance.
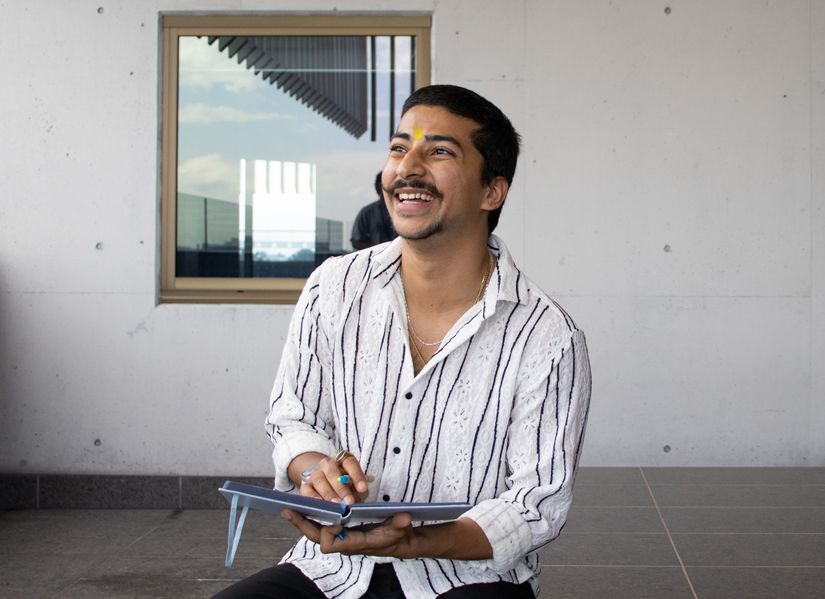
[272,430,337,491]
[461,498,532,573]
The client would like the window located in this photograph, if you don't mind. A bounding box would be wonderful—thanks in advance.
[160,15,431,303]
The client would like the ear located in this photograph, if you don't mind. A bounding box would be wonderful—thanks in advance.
[481,176,509,212]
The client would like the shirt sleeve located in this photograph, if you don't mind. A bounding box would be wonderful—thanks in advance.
[461,328,592,572]
[265,267,337,491]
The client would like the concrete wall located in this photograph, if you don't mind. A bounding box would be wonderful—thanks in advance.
[1,0,823,475]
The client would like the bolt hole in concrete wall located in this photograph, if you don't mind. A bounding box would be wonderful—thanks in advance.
[663,445,672,453]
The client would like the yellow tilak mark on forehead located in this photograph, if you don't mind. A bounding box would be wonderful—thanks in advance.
[413,127,424,141]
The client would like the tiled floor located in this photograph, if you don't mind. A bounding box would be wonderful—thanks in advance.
[1,468,824,598]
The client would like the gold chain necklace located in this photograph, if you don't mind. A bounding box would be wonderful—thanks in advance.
[409,333,430,368]
[404,252,495,351]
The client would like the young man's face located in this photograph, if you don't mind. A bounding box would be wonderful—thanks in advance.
[381,105,495,243]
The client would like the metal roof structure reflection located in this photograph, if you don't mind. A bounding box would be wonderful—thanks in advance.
[208,35,369,138]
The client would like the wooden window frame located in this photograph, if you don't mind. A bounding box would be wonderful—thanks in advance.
[160,14,431,304]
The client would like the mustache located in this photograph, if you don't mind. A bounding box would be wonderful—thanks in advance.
[384,178,442,198]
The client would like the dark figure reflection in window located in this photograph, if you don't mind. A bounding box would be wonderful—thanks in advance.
[350,172,396,250]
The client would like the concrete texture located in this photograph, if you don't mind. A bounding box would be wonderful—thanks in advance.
[0,0,824,475]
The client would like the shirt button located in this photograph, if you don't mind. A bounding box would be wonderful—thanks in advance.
[382,494,390,502]
[393,447,401,454]
[405,392,413,399]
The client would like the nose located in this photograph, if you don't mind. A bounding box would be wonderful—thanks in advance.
[396,146,425,179]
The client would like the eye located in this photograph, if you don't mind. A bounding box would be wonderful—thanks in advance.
[432,147,454,156]
[389,144,407,154]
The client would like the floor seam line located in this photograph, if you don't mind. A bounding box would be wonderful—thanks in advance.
[641,467,700,599]
[48,510,181,596]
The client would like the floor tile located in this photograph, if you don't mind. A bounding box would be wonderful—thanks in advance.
[56,574,244,598]
[0,533,137,557]
[564,506,665,533]
[661,506,825,533]
[571,484,654,507]
[688,566,825,599]
[643,467,825,485]
[151,508,297,539]
[650,484,825,507]
[537,565,694,599]
[79,555,278,583]
[672,533,825,566]
[575,467,644,485]
[0,553,99,596]
[4,470,825,599]
[123,531,298,560]
[227,537,298,563]
[540,533,679,566]
[0,509,173,538]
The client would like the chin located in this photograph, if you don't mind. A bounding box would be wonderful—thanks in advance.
[397,222,444,241]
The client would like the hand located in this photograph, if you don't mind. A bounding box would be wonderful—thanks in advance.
[298,453,370,506]
[281,509,416,558]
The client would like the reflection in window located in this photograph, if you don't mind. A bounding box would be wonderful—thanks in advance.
[175,34,416,279]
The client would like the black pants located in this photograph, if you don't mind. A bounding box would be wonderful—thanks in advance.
[213,563,535,599]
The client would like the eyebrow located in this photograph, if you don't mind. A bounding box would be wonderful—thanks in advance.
[391,131,464,150]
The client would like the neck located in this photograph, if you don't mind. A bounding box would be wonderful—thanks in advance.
[401,233,495,373]
[400,233,492,312]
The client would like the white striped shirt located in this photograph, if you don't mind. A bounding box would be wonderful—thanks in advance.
[266,235,591,599]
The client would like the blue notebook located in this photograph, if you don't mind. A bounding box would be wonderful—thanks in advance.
[219,481,471,566]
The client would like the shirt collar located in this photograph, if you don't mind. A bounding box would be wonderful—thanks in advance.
[485,234,530,307]
[370,234,529,307]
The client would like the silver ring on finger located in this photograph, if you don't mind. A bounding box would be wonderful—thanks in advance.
[334,450,354,467]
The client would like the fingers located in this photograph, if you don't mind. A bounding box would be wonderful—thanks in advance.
[283,513,414,558]
[338,455,372,496]
[281,509,322,543]
[324,516,413,556]
[306,457,345,503]
[300,453,374,504]
[281,509,350,552]
[298,482,323,500]
[284,512,346,553]
[391,512,412,529]
[303,456,358,505]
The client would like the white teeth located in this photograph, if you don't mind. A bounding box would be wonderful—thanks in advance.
[398,192,433,201]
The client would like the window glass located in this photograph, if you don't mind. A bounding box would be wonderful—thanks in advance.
[175,34,416,280]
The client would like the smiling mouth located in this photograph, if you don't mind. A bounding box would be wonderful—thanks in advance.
[397,192,435,202]
[387,178,441,203]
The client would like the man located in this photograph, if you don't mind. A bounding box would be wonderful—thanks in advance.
[216,85,591,598]
[350,173,397,250]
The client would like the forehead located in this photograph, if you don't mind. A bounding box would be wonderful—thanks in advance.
[397,105,479,141]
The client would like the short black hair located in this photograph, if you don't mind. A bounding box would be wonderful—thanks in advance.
[401,84,521,233]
